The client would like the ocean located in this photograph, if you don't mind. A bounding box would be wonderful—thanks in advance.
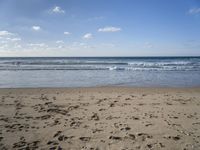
[0,57,200,88]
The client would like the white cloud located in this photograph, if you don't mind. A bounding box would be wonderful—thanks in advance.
[7,37,21,42]
[188,8,200,15]
[11,38,21,41]
[28,43,48,47]
[0,44,8,49]
[58,45,64,49]
[32,26,41,31]
[83,33,93,39]
[56,40,64,44]
[98,26,121,32]
[0,31,22,51]
[64,31,70,35]
[52,6,65,14]
[0,30,14,36]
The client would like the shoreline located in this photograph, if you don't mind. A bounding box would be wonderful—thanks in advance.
[0,87,200,149]
[1,85,200,89]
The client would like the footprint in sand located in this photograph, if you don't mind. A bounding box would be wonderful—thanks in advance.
[163,135,181,141]
[131,116,140,120]
[99,108,106,111]
[92,128,103,133]
[90,113,100,121]
[53,131,62,138]
[79,137,91,142]
[137,133,153,141]
[70,121,82,128]
[120,126,131,131]
[47,140,59,145]
[13,138,40,149]
[35,114,51,120]
[57,135,72,141]
[109,136,122,140]
[109,103,115,107]
[125,98,131,100]
[145,123,153,127]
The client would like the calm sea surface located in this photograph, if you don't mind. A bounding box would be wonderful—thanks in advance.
[0,57,200,88]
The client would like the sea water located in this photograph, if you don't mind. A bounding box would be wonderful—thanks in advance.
[0,57,200,88]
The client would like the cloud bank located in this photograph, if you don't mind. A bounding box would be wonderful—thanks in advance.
[0,31,14,36]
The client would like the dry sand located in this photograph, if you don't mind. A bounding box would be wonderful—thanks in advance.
[0,87,200,150]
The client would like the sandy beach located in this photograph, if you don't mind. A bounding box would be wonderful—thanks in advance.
[0,87,200,150]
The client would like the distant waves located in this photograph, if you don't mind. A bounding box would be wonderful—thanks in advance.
[0,57,200,71]
[0,56,200,88]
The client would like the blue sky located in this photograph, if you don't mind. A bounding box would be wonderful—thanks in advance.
[0,0,200,56]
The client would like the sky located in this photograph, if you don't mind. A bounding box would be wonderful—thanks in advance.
[0,0,200,57]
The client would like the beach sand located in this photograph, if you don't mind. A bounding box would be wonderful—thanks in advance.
[0,87,200,150]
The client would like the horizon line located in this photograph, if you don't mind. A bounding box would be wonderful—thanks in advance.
[0,56,200,58]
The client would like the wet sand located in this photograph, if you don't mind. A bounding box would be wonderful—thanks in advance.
[0,87,200,150]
